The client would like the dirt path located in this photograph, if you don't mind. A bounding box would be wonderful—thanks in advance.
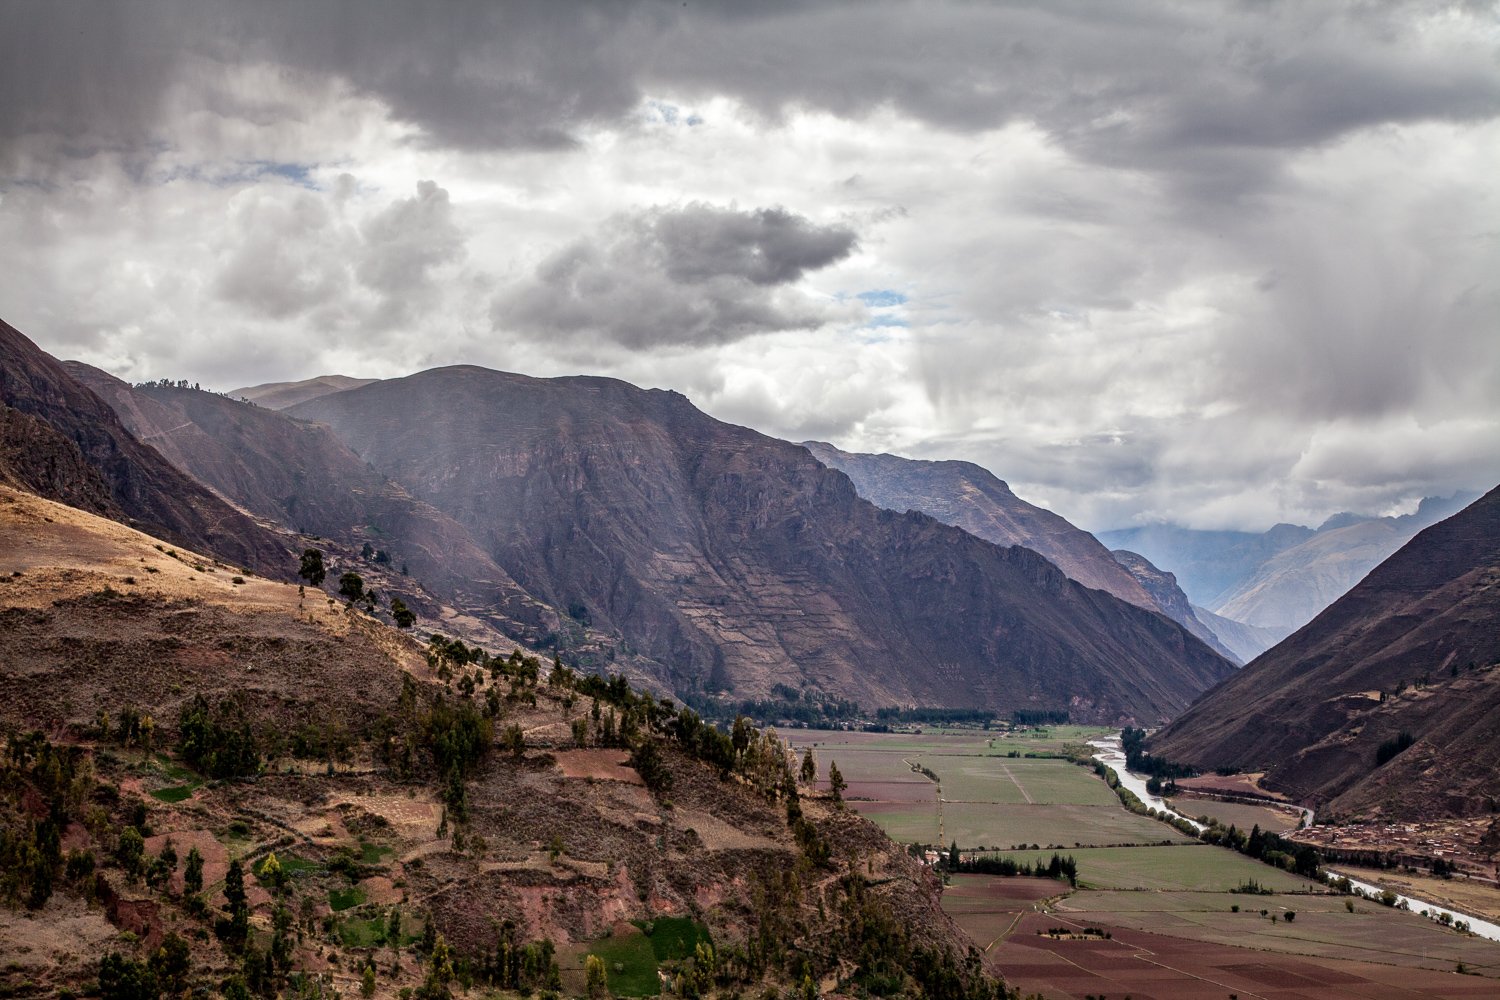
[997,761,1034,804]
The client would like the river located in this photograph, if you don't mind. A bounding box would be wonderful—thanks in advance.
[1088,734,1500,943]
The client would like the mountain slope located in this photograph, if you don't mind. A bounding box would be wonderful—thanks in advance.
[1149,485,1500,821]
[1108,550,1240,664]
[1095,522,1313,608]
[1211,496,1475,631]
[1188,604,1289,664]
[0,318,288,574]
[0,483,990,999]
[289,366,1233,723]
[68,362,545,635]
[228,373,379,410]
[804,441,1158,610]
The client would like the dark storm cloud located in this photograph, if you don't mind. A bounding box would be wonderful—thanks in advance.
[6,2,1496,175]
[495,204,858,348]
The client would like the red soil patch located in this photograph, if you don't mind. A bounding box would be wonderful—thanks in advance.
[357,875,402,906]
[144,829,228,896]
[552,749,644,785]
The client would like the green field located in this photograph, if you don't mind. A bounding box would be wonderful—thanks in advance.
[584,926,661,996]
[641,917,712,962]
[806,740,1191,850]
[938,802,1196,850]
[329,886,367,911]
[150,784,197,803]
[987,844,1322,892]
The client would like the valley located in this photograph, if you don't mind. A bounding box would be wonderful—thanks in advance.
[796,726,1500,998]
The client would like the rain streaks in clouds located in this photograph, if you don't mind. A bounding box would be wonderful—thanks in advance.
[0,0,1496,531]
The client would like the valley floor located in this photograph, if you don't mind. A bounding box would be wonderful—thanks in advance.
[793,726,1500,1000]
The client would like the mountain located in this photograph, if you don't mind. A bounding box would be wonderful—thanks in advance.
[1100,495,1477,635]
[0,482,990,999]
[803,441,1158,609]
[228,373,379,410]
[803,442,1243,663]
[67,362,548,640]
[1210,496,1476,631]
[287,366,1233,723]
[1095,522,1313,608]
[1107,550,1241,664]
[1148,485,1500,821]
[0,318,288,574]
[1188,603,1290,664]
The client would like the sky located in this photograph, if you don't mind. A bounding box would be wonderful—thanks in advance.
[1,1,1497,532]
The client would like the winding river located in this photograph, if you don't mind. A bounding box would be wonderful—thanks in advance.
[1088,734,1500,943]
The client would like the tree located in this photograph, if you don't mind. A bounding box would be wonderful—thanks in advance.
[223,857,249,949]
[117,826,145,880]
[585,954,609,999]
[98,952,158,1000]
[828,761,847,806]
[151,932,192,995]
[800,747,817,785]
[183,846,204,897]
[339,571,365,601]
[298,548,326,588]
[391,597,417,629]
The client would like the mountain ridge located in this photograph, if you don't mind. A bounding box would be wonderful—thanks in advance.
[282,364,1235,722]
[1148,484,1500,821]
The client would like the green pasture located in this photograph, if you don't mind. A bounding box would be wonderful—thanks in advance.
[938,803,1196,851]
[584,926,661,996]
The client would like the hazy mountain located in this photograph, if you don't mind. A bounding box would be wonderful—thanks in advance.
[1149,485,1500,821]
[1101,495,1477,635]
[1188,604,1290,664]
[1095,522,1313,607]
[1107,550,1241,664]
[1211,496,1476,631]
[803,441,1158,609]
[0,318,288,574]
[229,373,379,410]
[68,362,547,637]
[289,366,1233,722]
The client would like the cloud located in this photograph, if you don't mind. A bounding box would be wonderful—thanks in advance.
[1,1,1497,532]
[494,203,858,348]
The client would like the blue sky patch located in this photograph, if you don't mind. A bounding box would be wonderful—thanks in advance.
[857,289,907,307]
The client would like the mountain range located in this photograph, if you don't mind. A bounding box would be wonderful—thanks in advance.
[0,318,1236,723]
[287,366,1233,722]
[1099,494,1476,637]
[1149,485,1500,821]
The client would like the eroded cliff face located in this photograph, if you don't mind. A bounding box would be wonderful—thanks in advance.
[0,319,289,574]
[289,366,1233,722]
